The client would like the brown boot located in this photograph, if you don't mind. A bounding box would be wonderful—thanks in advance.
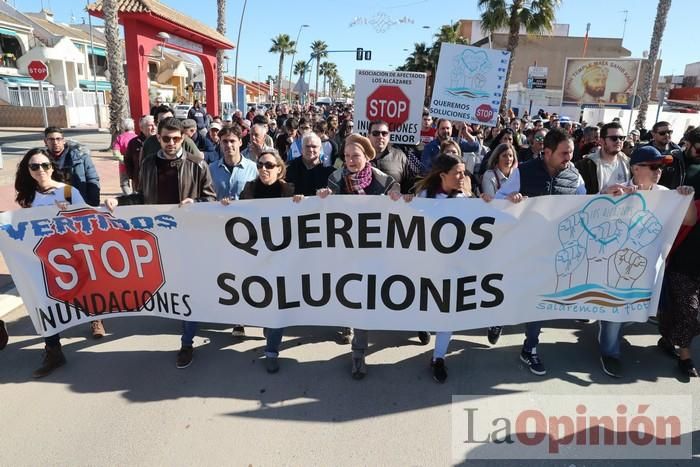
[33,345,66,378]
[91,320,106,339]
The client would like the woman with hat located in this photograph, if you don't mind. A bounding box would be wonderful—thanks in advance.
[223,148,302,374]
[603,145,696,377]
[317,134,401,379]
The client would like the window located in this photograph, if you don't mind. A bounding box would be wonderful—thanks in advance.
[0,34,22,67]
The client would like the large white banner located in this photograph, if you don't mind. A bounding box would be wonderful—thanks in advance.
[353,69,427,145]
[429,43,510,127]
[0,192,689,337]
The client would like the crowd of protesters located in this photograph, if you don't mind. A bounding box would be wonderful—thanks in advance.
[3,97,700,386]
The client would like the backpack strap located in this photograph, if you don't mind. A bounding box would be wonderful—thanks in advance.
[63,184,72,204]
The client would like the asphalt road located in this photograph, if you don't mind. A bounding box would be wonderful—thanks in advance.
[0,309,698,466]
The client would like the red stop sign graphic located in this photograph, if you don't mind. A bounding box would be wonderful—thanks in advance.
[34,208,165,314]
[28,60,49,81]
[366,86,410,126]
[475,104,494,123]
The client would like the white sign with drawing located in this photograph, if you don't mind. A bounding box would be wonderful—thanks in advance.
[429,43,510,127]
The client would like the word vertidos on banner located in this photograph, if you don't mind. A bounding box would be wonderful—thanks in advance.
[224,212,496,256]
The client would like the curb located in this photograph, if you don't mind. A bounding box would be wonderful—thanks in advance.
[0,287,23,319]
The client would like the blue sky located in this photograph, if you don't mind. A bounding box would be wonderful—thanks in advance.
[17,0,697,89]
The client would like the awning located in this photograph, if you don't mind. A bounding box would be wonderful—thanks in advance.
[0,75,52,87]
[79,79,112,91]
[0,27,17,37]
[87,46,106,57]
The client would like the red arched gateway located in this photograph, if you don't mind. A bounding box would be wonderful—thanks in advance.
[87,0,234,120]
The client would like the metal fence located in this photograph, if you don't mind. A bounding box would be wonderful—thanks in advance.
[6,88,106,108]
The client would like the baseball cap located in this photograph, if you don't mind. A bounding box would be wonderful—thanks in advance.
[630,146,673,165]
[210,122,222,131]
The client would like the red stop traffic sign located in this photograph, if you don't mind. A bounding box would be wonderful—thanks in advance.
[366,86,410,127]
[34,208,166,314]
[28,60,49,81]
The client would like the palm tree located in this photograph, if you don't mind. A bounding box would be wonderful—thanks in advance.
[216,0,226,112]
[310,40,328,102]
[269,34,296,103]
[635,0,672,130]
[429,24,468,69]
[102,0,128,137]
[479,0,560,117]
[293,60,310,76]
[319,62,336,97]
[406,42,432,72]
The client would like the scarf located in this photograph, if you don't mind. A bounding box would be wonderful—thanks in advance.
[343,163,373,194]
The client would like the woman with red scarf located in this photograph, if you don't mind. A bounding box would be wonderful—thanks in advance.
[317,134,401,379]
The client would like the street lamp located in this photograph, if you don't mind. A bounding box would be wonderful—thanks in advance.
[287,24,309,104]
[233,0,248,111]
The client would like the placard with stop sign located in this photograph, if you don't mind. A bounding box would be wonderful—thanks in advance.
[33,208,165,314]
[354,69,426,145]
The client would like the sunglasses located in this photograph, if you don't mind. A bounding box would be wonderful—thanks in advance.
[656,130,673,136]
[606,135,625,141]
[371,130,389,137]
[640,163,664,171]
[160,135,182,143]
[29,162,51,171]
[257,161,278,170]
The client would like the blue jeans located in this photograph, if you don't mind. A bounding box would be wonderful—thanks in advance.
[433,332,451,360]
[181,321,198,347]
[523,322,542,352]
[599,321,624,358]
[264,328,284,357]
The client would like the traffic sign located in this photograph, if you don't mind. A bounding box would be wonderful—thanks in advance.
[366,86,410,127]
[28,60,48,81]
[193,81,203,92]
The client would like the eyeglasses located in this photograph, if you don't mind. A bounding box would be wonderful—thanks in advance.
[371,130,389,137]
[45,137,63,142]
[300,126,311,131]
[534,136,545,142]
[640,163,664,171]
[29,162,51,171]
[257,161,278,170]
[160,135,182,143]
[606,135,626,141]
[656,130,673,136]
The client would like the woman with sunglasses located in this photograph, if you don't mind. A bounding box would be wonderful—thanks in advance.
[603,146,696,377]
[14,148,86,378]
[225,148,301,374]
[317,134,401,379]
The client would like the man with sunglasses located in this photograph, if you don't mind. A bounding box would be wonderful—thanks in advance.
[367,120,417,194]
[107,118,216,369]
[518,128,547,163]
[645,121,684,189]
[576,121,631,195]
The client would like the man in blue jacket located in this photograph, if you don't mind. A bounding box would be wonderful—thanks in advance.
[43,126,104,338]
[421,118,480,174]
[43,126,100,206]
